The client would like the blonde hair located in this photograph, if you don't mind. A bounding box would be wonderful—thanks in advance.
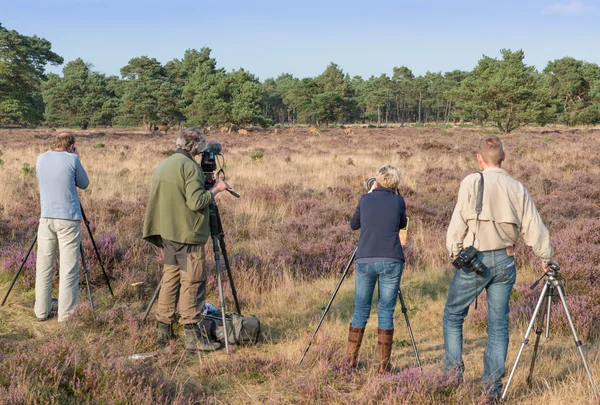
[478,135,504,165]
[54,133,75,150]
[375,165,402,189]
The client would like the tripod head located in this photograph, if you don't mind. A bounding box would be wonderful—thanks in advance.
[545,263,561,278]
[530,263,562,290]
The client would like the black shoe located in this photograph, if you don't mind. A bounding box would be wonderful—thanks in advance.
[156,322,176,346]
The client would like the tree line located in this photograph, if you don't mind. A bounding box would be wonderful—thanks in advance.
[1,23,600,133]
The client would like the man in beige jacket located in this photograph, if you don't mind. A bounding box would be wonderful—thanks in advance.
[443,135,555,401]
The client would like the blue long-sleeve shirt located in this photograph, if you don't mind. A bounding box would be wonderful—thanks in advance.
[351,187,407,263]
[36,151,89,220]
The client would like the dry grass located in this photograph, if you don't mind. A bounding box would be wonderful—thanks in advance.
[0,126,599,404]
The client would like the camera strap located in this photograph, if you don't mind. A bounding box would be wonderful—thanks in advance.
[471,172,484,247]
[174,149,195,162]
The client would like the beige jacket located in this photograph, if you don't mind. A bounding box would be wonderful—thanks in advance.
[446,168,553,261]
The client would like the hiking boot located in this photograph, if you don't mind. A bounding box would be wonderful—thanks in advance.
[156,322,176,347]
[184,324,222,351]
[378,328,394,374]
[347,324,365,369]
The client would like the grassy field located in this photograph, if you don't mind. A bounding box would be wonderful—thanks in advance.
[0,126,599,404]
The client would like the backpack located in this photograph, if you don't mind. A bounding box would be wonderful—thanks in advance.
[200,312,261,345]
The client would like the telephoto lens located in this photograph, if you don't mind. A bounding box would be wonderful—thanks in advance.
[470,257,486,275]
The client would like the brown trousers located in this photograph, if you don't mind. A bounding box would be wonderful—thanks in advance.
[156,239,207,325]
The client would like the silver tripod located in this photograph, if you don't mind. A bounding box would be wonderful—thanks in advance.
[501,264,598,402]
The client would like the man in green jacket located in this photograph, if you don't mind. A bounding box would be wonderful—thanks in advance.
[143,127,230,351]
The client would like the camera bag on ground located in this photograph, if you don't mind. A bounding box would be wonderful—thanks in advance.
[200,307,261,345]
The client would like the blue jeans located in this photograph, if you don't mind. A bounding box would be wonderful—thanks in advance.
[351,261,403,330]
[443,249,516,396]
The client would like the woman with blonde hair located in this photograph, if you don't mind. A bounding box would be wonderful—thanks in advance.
[347,165,407,373]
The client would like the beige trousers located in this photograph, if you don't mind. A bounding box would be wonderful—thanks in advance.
[35,218,81,322]
[157,239,207,325]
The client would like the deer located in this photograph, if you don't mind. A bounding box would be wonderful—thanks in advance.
[238,129,249,135]
[288,127,295,134]
[220,126,228,133]
[344,128,354,135]
[273,128,279,134]
[157,124,170,134]
[309,126,318,134]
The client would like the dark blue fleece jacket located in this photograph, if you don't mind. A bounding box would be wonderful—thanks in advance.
[350,187,407,262]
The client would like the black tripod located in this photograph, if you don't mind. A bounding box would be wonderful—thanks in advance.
[501,264,598,402]
[1,205,114,317]
[142,202,242,353]
[298,247,422,371]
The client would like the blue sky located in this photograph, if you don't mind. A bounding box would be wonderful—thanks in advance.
[3,0,599,80]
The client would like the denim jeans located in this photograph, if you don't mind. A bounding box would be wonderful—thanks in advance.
[351,261,403,330]
[443,248,516,396]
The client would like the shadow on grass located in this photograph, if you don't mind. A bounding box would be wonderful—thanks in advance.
[261,286,357,343]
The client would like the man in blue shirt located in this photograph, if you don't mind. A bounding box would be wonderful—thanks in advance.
[35,133,89,322]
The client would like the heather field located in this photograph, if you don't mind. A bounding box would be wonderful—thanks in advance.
[0,126,599,405]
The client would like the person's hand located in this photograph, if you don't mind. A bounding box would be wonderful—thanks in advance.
[399,229,408,246]
[211,179,231,195]
[542,259,557,272]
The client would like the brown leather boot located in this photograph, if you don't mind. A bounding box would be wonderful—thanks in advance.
[378,328,394,374]
[347,324,365,368]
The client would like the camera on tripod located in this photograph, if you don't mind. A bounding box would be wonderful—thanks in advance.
[199,141,240,198]
[452,246,486,275]
[200,141,221,190]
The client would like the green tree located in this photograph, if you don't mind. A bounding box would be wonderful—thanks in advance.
[42,58,119,128]
[392,66,414,125]
[444,70,470,122]
[314,63,358,123]
[263,77,285,123]
[543,57,600,125]
[360,74,394,125]
[0,23,63,125]
[275,74,301,124]
[165,47,218,89]
[284,77,319,124]
[119,56,183,131]
[455,49,553,133]
[185,68,267,127]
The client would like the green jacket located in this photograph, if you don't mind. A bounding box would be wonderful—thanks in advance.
[143,150,214,248]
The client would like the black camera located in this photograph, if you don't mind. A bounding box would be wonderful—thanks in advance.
[452,246,486,275]
[200,141,222,190]
[199,141,240,198]
[200,142,220,174]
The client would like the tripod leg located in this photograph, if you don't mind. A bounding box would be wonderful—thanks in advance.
[298,247,357,366]
[209,203,230,354]
[501,281,549,402]
[213,205,242,315]
[213,235,230,355]
[545,286,553,339]
[555,283,598,397]
[218,236,241,315]
[527,289,550,387]
[1,235,37,306]
[142,275,162,323]
[80,205,114,297]
[398,288,422,372]
[80,243,95,318]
